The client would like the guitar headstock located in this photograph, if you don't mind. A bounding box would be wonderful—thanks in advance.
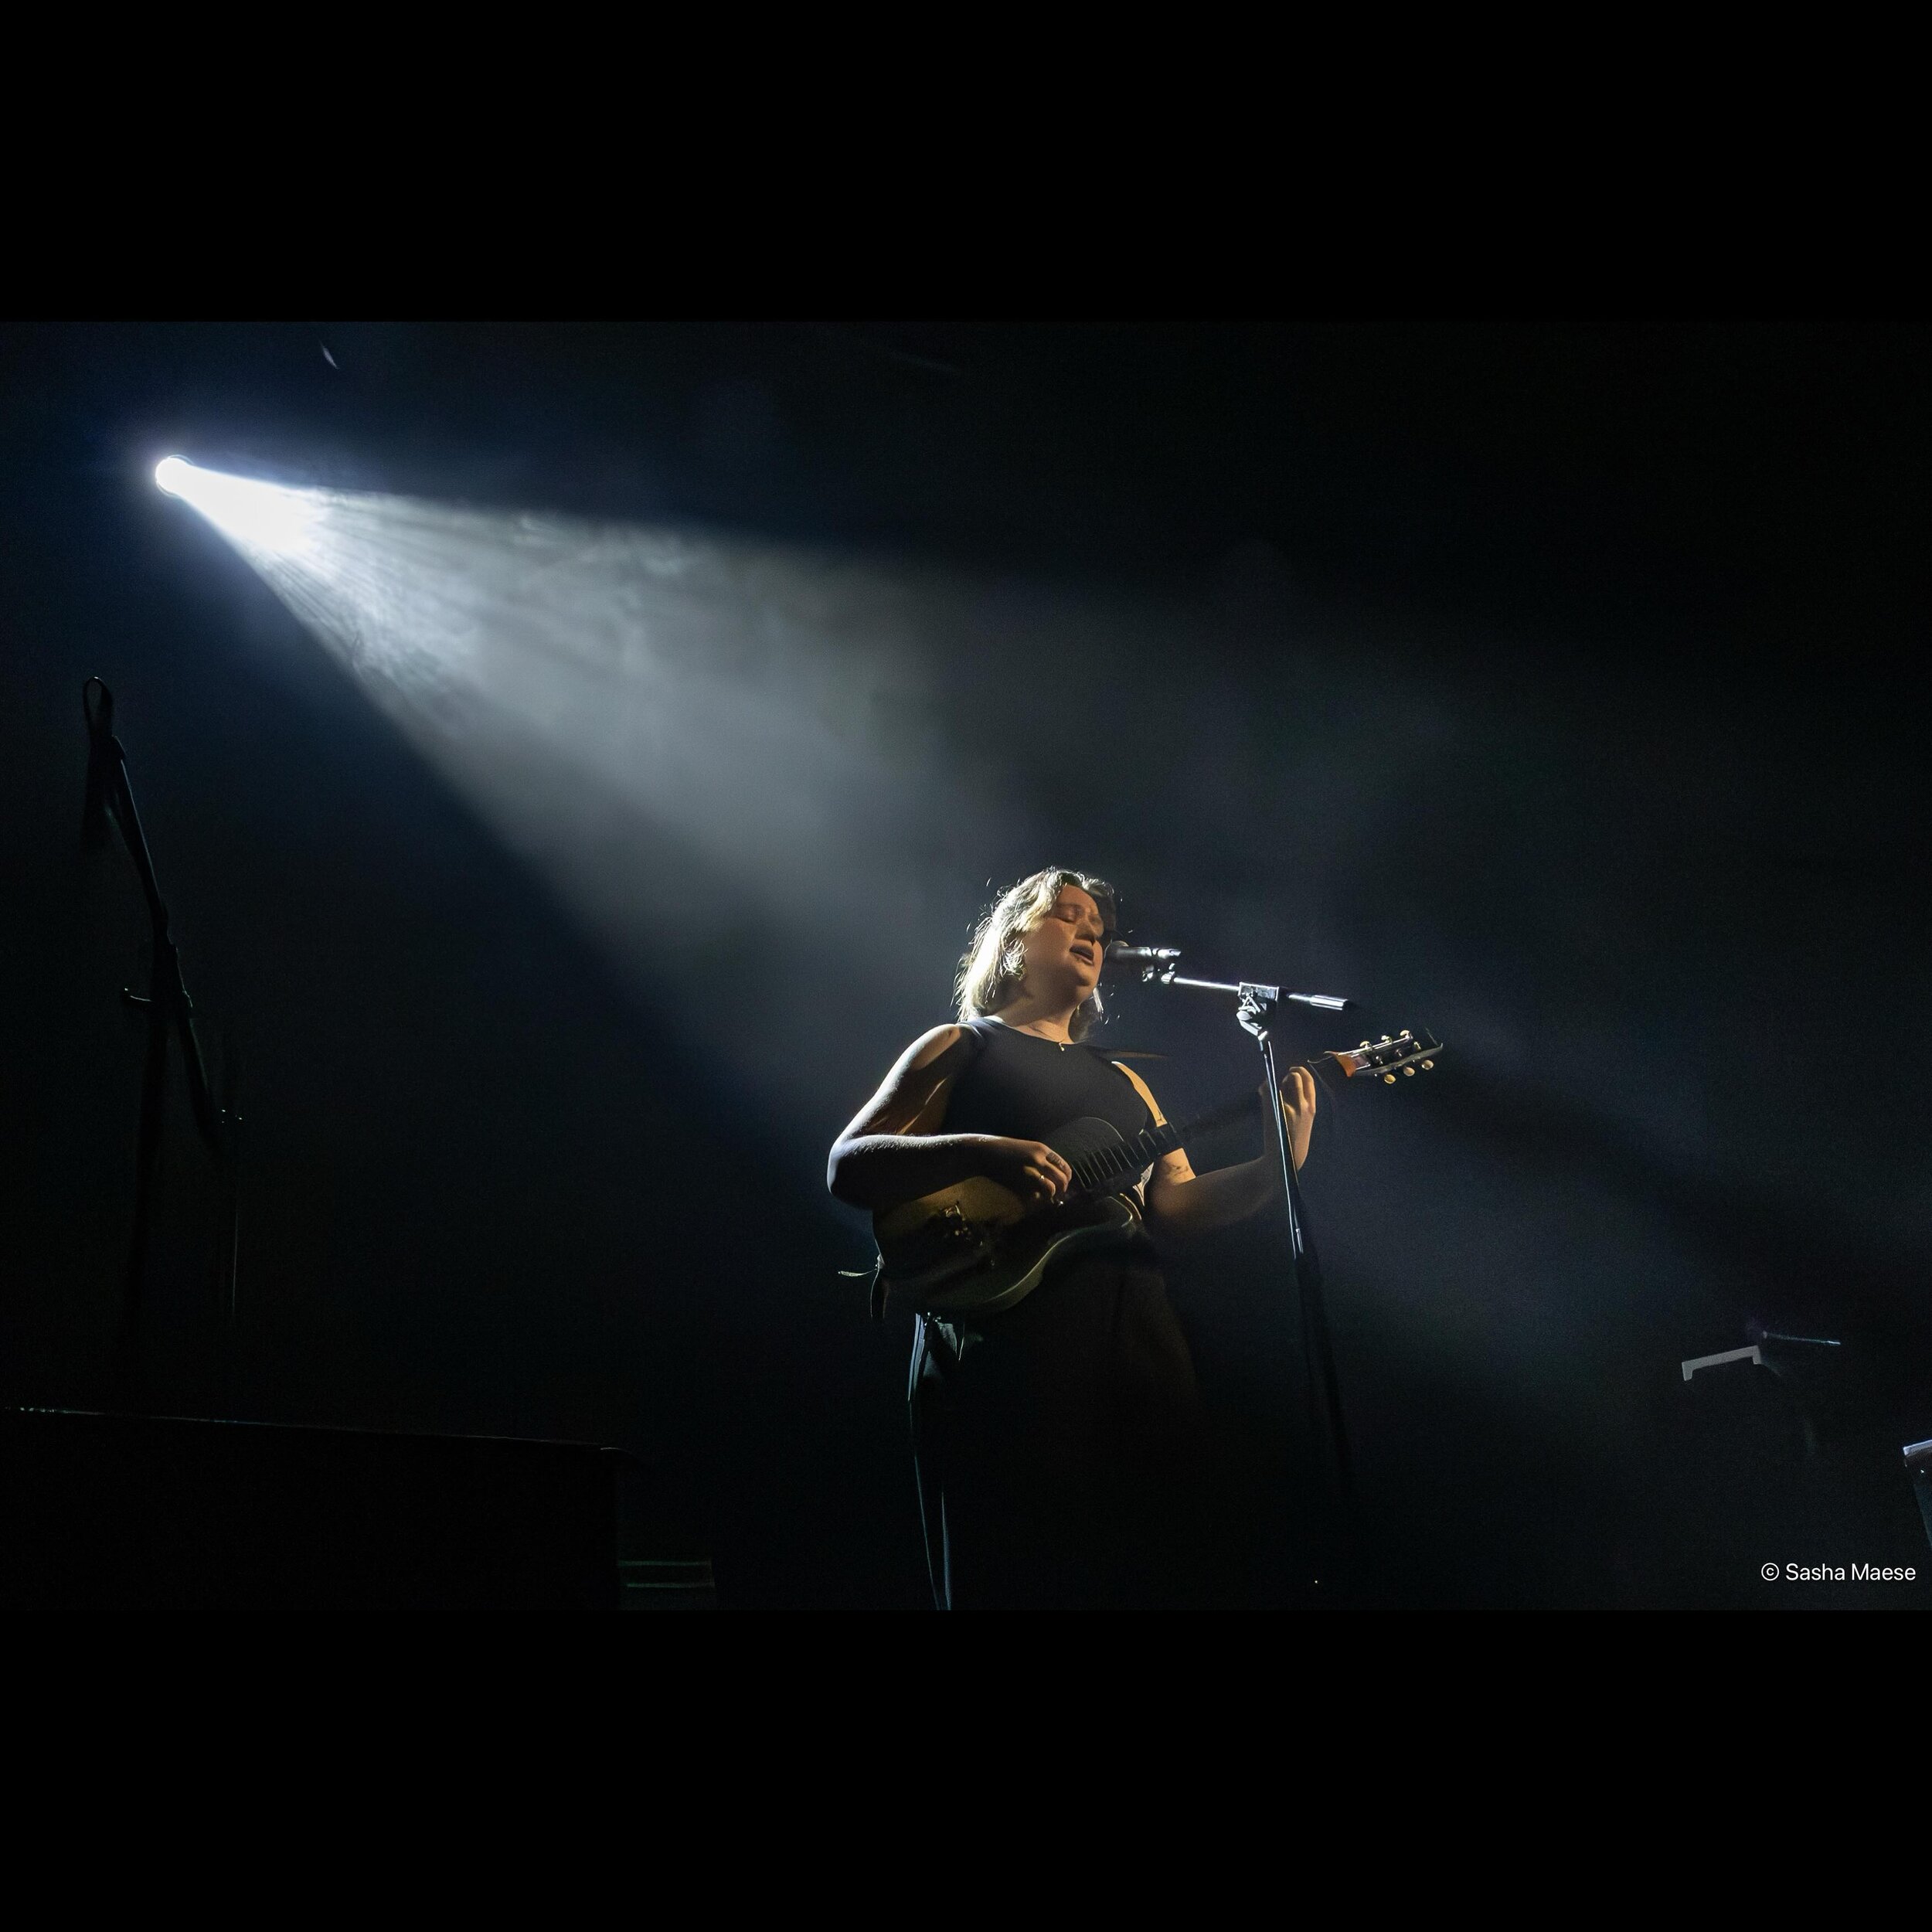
[1326,1029,1441,1084]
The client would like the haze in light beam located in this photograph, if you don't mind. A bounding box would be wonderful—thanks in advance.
[162,468,1049,1150]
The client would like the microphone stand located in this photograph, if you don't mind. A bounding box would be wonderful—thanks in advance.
[82,679,241,1406]
[1129,954,1354,1591]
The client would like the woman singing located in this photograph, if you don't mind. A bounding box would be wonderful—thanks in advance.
[827,868,1315,1610]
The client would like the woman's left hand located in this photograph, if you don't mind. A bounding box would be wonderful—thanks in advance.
[1274,1065,1317,1170]
[1156,1067,1321,1236]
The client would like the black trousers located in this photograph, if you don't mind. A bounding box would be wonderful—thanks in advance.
[909,1248,1215,1611]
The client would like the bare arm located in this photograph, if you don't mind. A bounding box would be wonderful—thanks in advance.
[827,1026,1073,1213]
[1116,1062,1317,1236]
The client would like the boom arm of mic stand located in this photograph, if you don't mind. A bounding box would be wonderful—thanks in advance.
[107,754,227,1159]
[83,680,240,1325]
[1138,962,1355,1011]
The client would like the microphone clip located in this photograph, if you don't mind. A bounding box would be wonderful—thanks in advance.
[1105,943,1182,985]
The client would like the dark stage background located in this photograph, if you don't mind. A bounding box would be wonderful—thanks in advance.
[2,321,1927,1608]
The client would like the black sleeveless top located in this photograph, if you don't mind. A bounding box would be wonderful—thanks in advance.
[940,1017,1153,1149]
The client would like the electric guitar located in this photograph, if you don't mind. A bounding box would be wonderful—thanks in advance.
[874,1029,1441,1317]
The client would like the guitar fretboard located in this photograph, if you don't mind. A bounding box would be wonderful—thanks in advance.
[1063,1089,1264,1195]
[1060,1031,1437,1195]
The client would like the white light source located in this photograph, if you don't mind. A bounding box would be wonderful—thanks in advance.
[153,456,321,560]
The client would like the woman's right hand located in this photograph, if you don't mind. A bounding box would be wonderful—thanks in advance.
[975,1135,1074,1207]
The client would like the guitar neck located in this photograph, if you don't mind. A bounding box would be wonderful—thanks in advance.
[1065,1030,1437,1196]
[1067,1085,1277,1195]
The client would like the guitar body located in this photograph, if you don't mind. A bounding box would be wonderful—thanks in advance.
[866,1029,1442,1318]
[874,1116,1148,1317]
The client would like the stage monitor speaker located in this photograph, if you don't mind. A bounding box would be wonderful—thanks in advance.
[0,1408,707,1611]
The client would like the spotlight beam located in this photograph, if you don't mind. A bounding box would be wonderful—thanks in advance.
[153,457,321,560]
[151,461,1039,1173]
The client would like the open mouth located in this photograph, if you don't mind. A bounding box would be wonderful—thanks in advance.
[1070,944,1097,966]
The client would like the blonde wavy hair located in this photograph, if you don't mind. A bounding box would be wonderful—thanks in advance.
[954,868,1119,1043]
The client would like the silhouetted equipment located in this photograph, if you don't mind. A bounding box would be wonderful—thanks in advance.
[0,1410,710,1611]
[80,678,240,1335]
[1661,1338,1930,1607]
[1106,942,1355,1012]
[1906,1439,1932,1554]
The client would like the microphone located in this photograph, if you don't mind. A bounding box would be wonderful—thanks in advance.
[1106,944,1181,965]
[81,676,118,850]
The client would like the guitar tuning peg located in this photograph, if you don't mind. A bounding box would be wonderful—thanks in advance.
[1357,1040,1370,1050]
[1403,1066,1415,1076]
[1383,1073,1396,1084]
[1421,1059,1434,1070]
[1400,1029,1411,1039]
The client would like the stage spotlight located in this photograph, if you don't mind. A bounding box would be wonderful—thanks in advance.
[152,456,320,560]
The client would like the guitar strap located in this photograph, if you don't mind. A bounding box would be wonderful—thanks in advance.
[866,1022,990,1321]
